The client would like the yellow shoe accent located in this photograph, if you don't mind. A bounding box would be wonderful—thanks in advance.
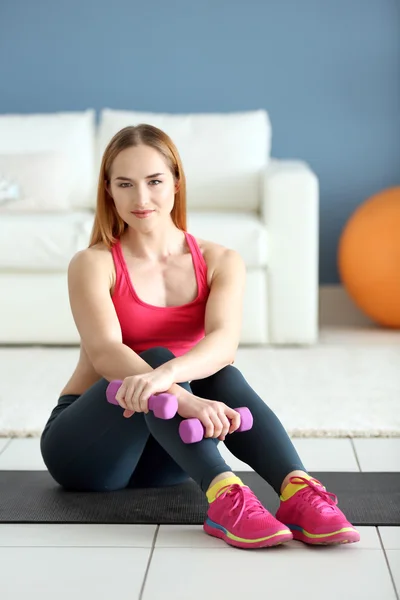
[301,526,357,539]
[206,476,244,503]
[280,474,324,501]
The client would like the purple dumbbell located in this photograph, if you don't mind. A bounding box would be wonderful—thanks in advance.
[106,380,178,420]
[179,406,253,444]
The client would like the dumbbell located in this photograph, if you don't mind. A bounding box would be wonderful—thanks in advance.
[106,380,178,420]
[179,406,253,443]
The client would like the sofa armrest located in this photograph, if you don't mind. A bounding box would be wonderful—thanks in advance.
[261,159,319,345]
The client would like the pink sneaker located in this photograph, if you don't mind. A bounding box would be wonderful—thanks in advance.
[204,484,293,549]
[276,476,360,545]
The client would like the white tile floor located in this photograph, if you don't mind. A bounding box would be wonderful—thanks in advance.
[0,437,399,600]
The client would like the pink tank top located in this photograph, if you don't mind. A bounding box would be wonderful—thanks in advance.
[110,231,210,357]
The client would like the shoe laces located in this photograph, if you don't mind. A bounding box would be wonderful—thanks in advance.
[290,476,338,514]
[215,484,268,527]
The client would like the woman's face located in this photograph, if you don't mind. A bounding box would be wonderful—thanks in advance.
[107,144,177,227]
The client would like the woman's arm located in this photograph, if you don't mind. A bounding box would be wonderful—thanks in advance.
[67,249,190,402]
[163,249,246,383]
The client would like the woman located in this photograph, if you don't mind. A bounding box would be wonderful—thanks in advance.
[40,124,360,550]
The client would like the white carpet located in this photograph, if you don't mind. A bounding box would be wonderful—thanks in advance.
[0,327,399,438]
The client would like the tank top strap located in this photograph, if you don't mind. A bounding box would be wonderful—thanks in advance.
[110,239,127,295]
[184,231,209,295]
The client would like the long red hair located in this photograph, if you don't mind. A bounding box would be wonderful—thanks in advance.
[88,124,187,248]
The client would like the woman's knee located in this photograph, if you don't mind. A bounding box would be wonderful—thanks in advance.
[192,364,242,394]
[190,364,266,413]
[214,364,241,383]
[139,346,176,369]
[139,347,192,395]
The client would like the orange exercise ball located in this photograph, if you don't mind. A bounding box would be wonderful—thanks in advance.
[338,186,400,328]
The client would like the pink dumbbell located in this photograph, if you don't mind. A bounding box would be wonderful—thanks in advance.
[179,407,253,443]
[106,380,178,420]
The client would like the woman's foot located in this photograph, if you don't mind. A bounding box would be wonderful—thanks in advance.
[276,475,360,545]
[204,477,293,549]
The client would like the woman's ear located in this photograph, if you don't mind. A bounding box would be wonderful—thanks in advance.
[104,179,112,197]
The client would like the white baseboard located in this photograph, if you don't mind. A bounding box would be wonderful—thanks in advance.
[319,285,374,328]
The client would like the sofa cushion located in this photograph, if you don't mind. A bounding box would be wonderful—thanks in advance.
[187,211,268,267]
[0,110,96,211]
[0,211,268,271]
[98,109,271,212]
[0,152,70,212]
[0,212,94,271]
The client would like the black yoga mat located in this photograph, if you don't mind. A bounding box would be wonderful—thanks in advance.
[1,471,399,526]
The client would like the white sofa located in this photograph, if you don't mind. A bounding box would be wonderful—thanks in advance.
[0,108,319,346]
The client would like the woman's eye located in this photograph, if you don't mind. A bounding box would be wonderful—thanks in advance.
[118,180,161,188]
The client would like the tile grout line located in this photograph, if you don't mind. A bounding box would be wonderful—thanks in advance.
[138,525,159,600]
[377,528,399,600]
[0,438,13,457]
[349,437,362,472]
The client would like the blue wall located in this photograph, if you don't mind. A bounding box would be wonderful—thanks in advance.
[1,0,399,283]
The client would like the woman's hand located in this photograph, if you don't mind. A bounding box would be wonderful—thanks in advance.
[178,394,242,442]
[115,365,175,418]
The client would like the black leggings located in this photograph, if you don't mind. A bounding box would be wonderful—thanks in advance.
[40,346,306,494]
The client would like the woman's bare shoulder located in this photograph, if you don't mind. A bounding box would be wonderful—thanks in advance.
[195,236,234,261]
[193,236,237,283]
[195,236,227,255]
[70,242,112,263]
[68,243,114,285]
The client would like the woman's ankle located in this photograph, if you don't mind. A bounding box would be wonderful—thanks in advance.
[207,472,236,493]
[206,472,243,503]
[280,470,310,494]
